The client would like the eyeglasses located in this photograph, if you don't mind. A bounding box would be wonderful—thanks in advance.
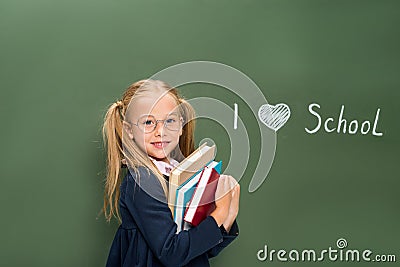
[132,113,184,133]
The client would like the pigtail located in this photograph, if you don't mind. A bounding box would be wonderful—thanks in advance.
[177,98,196,158]
[102,101,125,222]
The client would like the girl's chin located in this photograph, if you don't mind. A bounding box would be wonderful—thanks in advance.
[149,153,169,162]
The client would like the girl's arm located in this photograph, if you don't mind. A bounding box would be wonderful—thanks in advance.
[124,167,226,267]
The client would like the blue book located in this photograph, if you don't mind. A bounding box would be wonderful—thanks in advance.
[174,160,222,233]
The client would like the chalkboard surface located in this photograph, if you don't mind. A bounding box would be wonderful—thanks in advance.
[0,1,398,266]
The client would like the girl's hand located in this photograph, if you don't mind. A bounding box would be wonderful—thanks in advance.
[222,176,240,232]
[210,175,234,226]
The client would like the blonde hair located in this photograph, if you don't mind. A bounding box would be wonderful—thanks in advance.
[102,79,196,223]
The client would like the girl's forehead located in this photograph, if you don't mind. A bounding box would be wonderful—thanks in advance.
[129,94,179,117]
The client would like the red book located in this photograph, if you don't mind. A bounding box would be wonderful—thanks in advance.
[183,166,220,226]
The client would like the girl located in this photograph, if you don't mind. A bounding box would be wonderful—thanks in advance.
[102,79,240,267]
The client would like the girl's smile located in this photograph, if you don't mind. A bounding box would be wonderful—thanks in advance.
[151,141,171,149]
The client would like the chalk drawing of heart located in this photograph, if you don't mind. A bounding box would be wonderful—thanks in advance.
[258,103,291,131]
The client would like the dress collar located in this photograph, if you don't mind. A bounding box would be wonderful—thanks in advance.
[149,156,180,176]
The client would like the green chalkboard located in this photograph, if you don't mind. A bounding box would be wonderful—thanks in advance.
[0,0,398,266]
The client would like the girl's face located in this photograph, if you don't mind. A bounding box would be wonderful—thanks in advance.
[125,93,183,163]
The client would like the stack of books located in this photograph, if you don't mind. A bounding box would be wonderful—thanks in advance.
[168,143,222,233]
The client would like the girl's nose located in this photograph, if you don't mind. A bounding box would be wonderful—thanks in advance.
[154,121,166,136]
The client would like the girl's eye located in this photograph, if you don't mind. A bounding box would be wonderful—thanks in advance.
[166,118,176,124]
[144,120,154,125]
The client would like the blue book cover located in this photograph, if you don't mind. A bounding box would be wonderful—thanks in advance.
[174,160,222,233]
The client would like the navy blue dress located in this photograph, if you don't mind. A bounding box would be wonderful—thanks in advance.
[106,166,239,267]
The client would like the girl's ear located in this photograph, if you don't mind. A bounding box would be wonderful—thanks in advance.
[179,117,184,136]
[123,121,134,140]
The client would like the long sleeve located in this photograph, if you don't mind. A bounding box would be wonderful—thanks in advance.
[207,220,239,258]
[123,167,224,267]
